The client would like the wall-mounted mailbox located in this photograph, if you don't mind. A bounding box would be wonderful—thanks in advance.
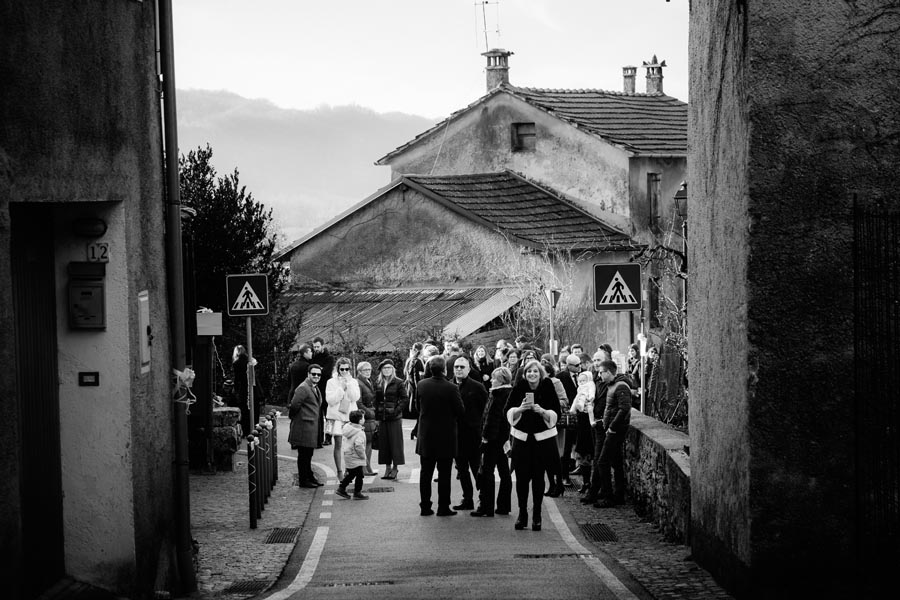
[68,262,106,329]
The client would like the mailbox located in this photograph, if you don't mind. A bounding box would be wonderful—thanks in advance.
[68,262,106,329]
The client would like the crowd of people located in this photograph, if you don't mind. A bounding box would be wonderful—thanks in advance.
[280,334,656,526]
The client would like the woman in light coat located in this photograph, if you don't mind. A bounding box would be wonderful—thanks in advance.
[325,357,361,476]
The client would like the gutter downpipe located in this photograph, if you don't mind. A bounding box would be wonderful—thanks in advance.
[157,0,197,593]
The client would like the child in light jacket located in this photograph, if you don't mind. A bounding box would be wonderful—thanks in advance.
[336,410,369,500]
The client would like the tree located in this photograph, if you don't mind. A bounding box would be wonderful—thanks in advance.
[179,144,299,404]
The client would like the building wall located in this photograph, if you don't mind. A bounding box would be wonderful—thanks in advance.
[289,186,635,349]
[689,1,895,596]
[0,2,174,596]
[382,94,635,219]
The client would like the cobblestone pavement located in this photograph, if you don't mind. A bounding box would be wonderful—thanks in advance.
[559,476,733,600]
[190,445,733,599]
[190,454,317,599]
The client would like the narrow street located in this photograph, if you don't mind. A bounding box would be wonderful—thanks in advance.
[261,417,650,600]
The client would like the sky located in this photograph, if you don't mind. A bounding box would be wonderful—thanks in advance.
[173,0,689,119]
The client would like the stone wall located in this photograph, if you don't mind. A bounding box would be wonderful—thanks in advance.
[625,410,691,544]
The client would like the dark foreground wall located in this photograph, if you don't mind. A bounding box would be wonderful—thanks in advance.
[689,1,898,598]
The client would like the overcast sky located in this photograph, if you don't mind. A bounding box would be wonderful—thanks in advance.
[173,0,689,119]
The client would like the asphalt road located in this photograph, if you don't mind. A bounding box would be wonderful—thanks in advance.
[265,416,651,600]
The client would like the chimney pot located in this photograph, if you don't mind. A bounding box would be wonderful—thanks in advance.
[622,66,637,94]
[642,55,666,94]
[482,48,513,92]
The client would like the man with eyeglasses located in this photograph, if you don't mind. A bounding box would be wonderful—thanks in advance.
[451,356,488,511]
[310,337,335,447]
[288,366,325,488]
[556,354,582,479]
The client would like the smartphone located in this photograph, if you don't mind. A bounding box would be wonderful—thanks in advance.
[522,392,534,406]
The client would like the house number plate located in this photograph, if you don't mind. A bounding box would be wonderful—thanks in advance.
[87,242,110,263]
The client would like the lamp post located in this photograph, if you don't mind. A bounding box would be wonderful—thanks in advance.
[545,288,562,356]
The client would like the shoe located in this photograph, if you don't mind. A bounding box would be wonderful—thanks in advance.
[420,508,435,516]
[436,508,457,516]
[578,483,591,494]
[335,487,350,499]
[514,511,528,530]
[453,501,475,511]
[580,494,598,504]
[532,519,542,531]
[381,470,394,480]
[353,493,369,500]
[364,468,377,476]
[309,478,324,487]
[298,480,318,489]
[470,509,494,517]
[390,466,399,479]
[495,508,510,516]
[546,485,560,498]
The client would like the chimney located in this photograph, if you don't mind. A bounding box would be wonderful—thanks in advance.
[623,66,637,93]
[643,55,666,94]
[482,48,513,91]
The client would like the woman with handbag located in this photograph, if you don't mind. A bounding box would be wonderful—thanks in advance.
[374,359,408,479]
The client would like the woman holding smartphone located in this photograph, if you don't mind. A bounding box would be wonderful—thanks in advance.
[504,359,560,531]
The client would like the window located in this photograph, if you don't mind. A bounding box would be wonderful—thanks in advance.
[647,172,660,233]
[511,122,536,152]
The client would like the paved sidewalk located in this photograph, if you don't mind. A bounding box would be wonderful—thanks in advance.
[190,452,317,598]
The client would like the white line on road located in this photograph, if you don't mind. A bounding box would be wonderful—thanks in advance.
[545,499,640,600]
[321,500,332,506]
[408,467,420,483]
[261,526,328,600]
[320,512,331,519]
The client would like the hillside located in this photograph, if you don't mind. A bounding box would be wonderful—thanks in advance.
[176,89,437,246]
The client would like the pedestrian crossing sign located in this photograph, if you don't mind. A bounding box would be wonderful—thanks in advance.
[226,274,269,316]
[593,263,642,311]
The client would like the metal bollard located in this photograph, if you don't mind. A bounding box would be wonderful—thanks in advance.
[261,420,271,503]
[270,410,279,485]
[253,428,263,518]
[247,435,257,529]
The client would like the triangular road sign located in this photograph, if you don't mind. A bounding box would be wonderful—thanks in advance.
[232,281,265,311]
[598,271,638,305]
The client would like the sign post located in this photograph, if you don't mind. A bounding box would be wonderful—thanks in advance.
[226,274,269,428]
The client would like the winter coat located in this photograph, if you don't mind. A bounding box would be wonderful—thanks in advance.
[571,379,597,425]
[342,422,367,469]
[455,376,488,458]
[603,374,633,433]
[286,356,311,403]
[415,375,465,459]
[288,379,320,449]
[325,375,360,422]
[357,376,377,435]
[481,386,511,445]
[375,376,408,422]
[505,377,560,438]
[310,349,335,398]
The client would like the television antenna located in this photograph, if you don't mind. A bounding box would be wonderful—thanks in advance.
[474,1,501,52]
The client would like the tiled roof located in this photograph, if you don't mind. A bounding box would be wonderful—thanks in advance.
[405,171,635,250]
[376,84,687,162]
[509,87,687,155]
[283,287,519,352]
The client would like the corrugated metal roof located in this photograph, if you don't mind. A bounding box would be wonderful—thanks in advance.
[283,287,521,352]
[405,171,634,250]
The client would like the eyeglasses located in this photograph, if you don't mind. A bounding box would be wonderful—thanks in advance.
[453,365,467,369]
[309,373,322,377]
[339,367,351,371]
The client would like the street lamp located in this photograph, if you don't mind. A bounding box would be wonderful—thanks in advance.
[673,182,688,313]
[545,288,562,356]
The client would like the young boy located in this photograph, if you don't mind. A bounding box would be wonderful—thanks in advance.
[335,410,369,500]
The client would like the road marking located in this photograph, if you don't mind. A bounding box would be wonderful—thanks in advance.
[320,512,332,519]
[323,489,333,495]
[545,499,639,600]
[321,500,333,506]
[408,467,420,483]
[261,526,328,600]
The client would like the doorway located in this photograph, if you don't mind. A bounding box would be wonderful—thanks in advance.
[11,203,65,597]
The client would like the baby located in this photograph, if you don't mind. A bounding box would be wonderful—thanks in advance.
[570,371,596,425]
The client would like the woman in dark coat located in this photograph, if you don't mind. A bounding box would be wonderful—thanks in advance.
[472,366,513,517]
[356,361,377,475]
[374,359,409,480]
[471,345,492,390]
[504,359,560,531]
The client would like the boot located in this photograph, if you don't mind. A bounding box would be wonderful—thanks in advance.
[335,485,350,499]
[353,492,369,500]
[514,509,528,530]
[532,505,542,531]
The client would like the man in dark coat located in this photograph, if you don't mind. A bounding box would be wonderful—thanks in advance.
[556,353,581,476]
[310,337,335,447]
[594,360,632,507]
[415,356,465,516]
[286,343,313,404]
[288,365,325,488]
[451,356,488,511]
